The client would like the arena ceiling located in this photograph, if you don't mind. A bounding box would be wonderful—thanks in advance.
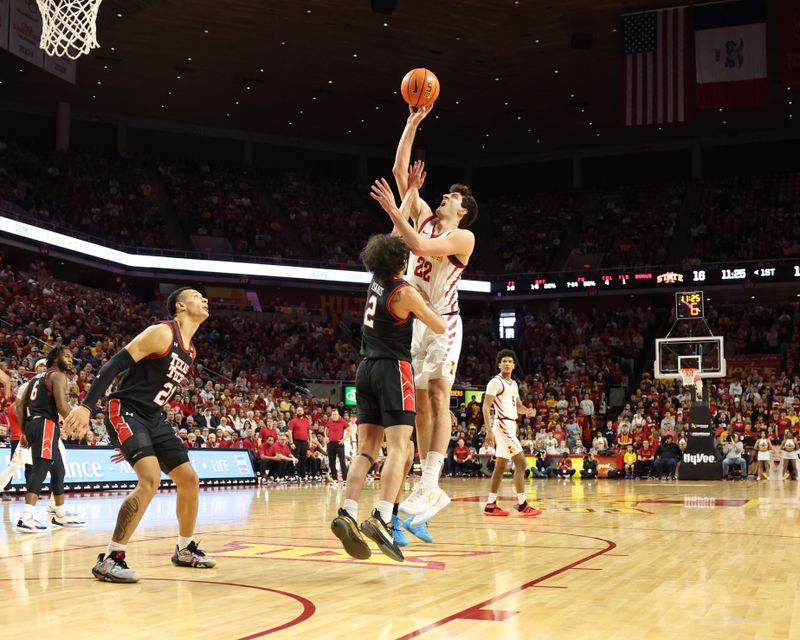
[1,0,796,159]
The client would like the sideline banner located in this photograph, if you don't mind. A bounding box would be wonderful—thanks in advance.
[1,446,256,489]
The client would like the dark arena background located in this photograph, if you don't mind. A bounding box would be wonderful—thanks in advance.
[1,1,800,638]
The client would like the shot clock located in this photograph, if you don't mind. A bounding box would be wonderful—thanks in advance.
[676,291,704,320]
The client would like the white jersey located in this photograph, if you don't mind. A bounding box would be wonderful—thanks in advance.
[485,375,519,426]
[406,215,465,315]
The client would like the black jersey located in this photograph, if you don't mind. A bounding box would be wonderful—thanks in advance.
[360,277,414,362]
[109,320,195,417]
[26,369,60,422]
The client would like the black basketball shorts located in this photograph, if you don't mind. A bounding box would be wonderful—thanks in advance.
[355,358,416,428]
[105,398,189,473]
[26,416,59,460]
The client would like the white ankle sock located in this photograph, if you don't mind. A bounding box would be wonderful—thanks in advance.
[22,504,34,520]
[487,493,498,504]
[517,492,527,506]
[178,535,192,550]
[105,541,126,559]
[343,498,358,521]
[377,500,393,524]
[421,452,445,487]
[55,505,66,518]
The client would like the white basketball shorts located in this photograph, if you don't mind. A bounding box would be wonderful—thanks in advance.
[411,315,463,389]
[492,419,523,459]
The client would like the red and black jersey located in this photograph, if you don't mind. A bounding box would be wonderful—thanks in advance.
[360,277,413,362]
[26,369,60,423]
[109,320,196,418]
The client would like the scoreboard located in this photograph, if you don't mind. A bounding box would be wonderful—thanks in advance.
[676,291,704,320]
[495,261,800,296]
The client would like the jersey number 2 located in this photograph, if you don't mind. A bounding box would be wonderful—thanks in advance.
[414,257,432,282]
[154,382,178,407]
[363,294,378,329]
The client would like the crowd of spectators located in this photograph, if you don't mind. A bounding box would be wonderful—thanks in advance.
[484,191,576,273]
[688,173,800,263]
[157,161,297,259]
[570,183,684,268]
[0,142,171,250]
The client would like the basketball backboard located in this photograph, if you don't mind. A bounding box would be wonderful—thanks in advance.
[654,336,725,379]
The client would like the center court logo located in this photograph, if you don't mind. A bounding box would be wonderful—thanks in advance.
[683,453,716,464]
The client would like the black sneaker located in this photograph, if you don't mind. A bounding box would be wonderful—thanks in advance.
[331,508,371,560]
[360,509,405,562]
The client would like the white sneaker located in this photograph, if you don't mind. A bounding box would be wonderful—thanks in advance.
[16,517,48,534]
[409,489,451,527]
[50,515,86,528]
[47,505,82,518]
[399,483,442,516]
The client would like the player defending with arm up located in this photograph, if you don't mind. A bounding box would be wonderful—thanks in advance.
[62,287,215,583]
[482,350,542,518]
[331,233,445,562]
[372,154,477,528]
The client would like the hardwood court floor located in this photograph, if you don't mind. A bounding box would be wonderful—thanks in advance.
[2,476,799,640]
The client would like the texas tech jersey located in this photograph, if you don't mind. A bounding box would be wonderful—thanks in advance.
[406,215,465,315]
[360,277,414,361]
[109,320,195,417]
[26,370,60,423]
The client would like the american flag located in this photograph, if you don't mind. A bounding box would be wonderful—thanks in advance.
[622,7,689,126]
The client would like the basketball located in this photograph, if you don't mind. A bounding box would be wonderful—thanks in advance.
[400,68,440,109]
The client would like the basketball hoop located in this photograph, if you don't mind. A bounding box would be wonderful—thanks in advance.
[36,0,103,60]
[679,367,697,388]
[680,367,703,398]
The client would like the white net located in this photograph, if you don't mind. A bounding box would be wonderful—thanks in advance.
[36,0,103,60]
[679,367,697,387]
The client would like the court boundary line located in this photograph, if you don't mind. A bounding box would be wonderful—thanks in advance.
[0,576,315,639]
[393,530,617,640]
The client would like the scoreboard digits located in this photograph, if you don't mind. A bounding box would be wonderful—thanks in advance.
[676,291,704,320]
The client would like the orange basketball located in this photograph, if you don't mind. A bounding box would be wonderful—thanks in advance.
[400,68,440,109]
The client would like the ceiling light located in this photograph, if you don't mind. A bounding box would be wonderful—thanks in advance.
[570,93,575,98]
[305,9,311,13]
[383,22,388,27]
[116,12,122,17]
[177,75,181,79]
[718,108,723,112]
[456,36,461,41]
[723,120,727,124]
[535,39,540,43]
[235,101,239,105]
[312,97,317,101]
[353,53,358,57]
[612,28,617,33]
[751,296,755,299]
[161,104,165,108]
[455,101,459,105]
[554,69,559,74]
[289,121,293,125]
[495,77,500,81]
[328,80,333,84]
[187,57,192,62]
[281,41,286,45]
[226,113,230,117]
[110,47,115,51]
[97,80,101,85]
[348,130,352,133]
[204,29,209,34]
[537,139,541,143]
[375,106,379,110]
[299,110,303,114]
[260,68,264,72]
[517,116,521,120]
[246,86,251,90]
[103,65,108,70]
[168,91,172,95]
[361,119,365,123]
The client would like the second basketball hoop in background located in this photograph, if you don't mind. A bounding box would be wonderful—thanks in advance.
[36,0,103,60]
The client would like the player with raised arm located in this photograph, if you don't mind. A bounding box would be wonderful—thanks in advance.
[482,349,542,518]
[15,347,85,532]
[331,233,445,562]
[372,140,478,528]
[62,287,215,583]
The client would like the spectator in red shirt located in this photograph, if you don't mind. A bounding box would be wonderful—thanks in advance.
[324,408,349,482]
[264,434,298,482]
[288,407,311,479]
[453,438,480,477]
